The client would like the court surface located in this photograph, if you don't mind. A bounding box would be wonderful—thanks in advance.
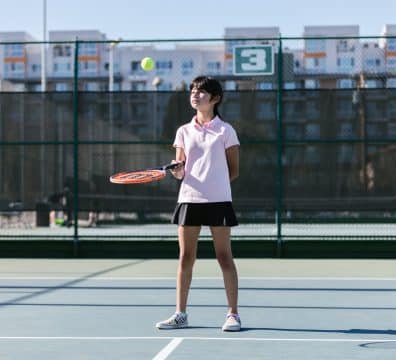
[1,223,396,237]
[0,258,395,359]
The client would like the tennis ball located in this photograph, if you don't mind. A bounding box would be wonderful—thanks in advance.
[141,57,155,71]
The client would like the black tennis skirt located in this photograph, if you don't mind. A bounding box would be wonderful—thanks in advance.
[172,202,238,227]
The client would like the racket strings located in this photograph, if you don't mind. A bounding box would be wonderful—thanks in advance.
[110,170,165,184]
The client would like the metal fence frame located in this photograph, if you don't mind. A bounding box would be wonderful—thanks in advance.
[1,36,396,258]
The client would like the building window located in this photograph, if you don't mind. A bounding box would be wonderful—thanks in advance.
[84,82,99,91]
[337,79,355,89]
[31,84,42,92]
[306,124,320,139]
[336,99,354,118]
[182,59,194,75]
[338,145,356,163]
[387,100,396,117]
[367,124,380,138]
[366,101,385,118]
[386,57,396,69]
[53,45,72,57]
[79,61,97,74]
[130,60,145,75]
[53,62,72,74]
[284,82,296,90]
[337,57,355,70]
[387,79,396,88]
[55,83,69,91]
[4,62,24,77]
[285,125,303,139]
[156,60,172,75]
[364,58,381,69]
[387,123,396,138]
[4,44,24,57]
[338,123,355,139]
[131,81,146,91]
[257,102,275,121]
[257,82,273,90]
[207,61,221,75]
[157,82,172,91]
[223,102,240,121]
[306,101,320,119]
[305,146,320,163]
[304,79,318,89]
[78,43,97,56]
[387,38,396,51]
[337,39,355,53]
[225,81,237,90]
[305,39,326,52]
[31,64,41,73]
[364,80,378,88]
[305,57,325,72]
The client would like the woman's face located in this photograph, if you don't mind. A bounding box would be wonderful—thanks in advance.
[190,87,218,112]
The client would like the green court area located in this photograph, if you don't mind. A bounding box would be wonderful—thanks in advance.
[0,259,395,359]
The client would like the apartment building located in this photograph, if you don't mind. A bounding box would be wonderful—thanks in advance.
[48,30,108,91]
[0,31,40,91]
[0,25,395,92]
[301,25,362,88]
[382,24,396,88]
[118,43,224,91]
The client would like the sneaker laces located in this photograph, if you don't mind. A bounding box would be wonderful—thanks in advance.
[167,312,186,325]
[226,313,241,323]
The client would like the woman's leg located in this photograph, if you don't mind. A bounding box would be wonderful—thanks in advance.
[176,225,200,313]
[210,226,238,314]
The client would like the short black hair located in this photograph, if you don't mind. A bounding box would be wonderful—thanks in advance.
[190,76,223,117]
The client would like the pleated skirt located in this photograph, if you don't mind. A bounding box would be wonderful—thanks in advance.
[171,202,238,227]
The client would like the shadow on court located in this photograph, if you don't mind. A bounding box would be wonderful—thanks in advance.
[241,327,396,335]
[0,260,145,307]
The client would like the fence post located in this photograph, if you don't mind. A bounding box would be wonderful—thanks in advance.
[276,37,284,257]
[73,38,80,256]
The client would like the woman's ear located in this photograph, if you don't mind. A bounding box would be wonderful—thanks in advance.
[211,94,221,104]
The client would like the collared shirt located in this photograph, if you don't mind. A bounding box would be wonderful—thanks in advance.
[173,115,240,203]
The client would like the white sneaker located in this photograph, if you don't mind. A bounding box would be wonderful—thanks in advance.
[156,312,188,329]
[222,313,241,332]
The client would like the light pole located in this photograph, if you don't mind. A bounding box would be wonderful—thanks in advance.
[40,0,47,203]
[108,40,121,91]
[353,73,367,192]
[152,77,162,140]
[108,40,120,174]
[41,0,47,92]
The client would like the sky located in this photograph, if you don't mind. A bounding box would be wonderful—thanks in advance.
[0,0,394,41]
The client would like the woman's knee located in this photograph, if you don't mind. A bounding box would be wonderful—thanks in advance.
[216,252,235,269]
[179,251,196,269]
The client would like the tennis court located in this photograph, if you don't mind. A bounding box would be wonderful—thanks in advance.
[0,258,395,359]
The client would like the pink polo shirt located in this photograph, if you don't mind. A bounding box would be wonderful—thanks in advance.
[173,116,240,203]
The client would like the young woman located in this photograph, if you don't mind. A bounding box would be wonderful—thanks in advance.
[155,76,241,332]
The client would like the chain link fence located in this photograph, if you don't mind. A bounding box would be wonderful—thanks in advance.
[0,36,396,252]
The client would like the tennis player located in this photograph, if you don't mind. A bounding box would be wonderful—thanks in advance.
[156,76,241,331]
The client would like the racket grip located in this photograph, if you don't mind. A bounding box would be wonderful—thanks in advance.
[165,161,185,170]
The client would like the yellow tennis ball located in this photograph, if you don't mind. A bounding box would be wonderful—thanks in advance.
[141,57,155,71]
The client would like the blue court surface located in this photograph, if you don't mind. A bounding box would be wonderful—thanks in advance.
[0,259,395,359]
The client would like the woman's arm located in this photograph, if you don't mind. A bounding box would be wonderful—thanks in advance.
[170,147,186,180]
[226,145,239,182]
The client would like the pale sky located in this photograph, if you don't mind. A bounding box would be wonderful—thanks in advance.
[0,0,394,41]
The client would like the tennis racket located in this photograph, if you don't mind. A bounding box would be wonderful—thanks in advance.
[109,162,184,184]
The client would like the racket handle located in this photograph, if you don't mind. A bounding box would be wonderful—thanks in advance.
[164,161,185,170]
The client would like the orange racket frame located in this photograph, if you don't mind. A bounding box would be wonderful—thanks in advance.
[109,162,183,184]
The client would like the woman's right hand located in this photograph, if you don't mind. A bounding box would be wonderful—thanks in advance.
[170,160,185,180]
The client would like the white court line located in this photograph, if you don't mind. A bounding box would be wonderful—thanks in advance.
[152,337,183,360]
[0,277,395,281]
[0,336,394,343]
